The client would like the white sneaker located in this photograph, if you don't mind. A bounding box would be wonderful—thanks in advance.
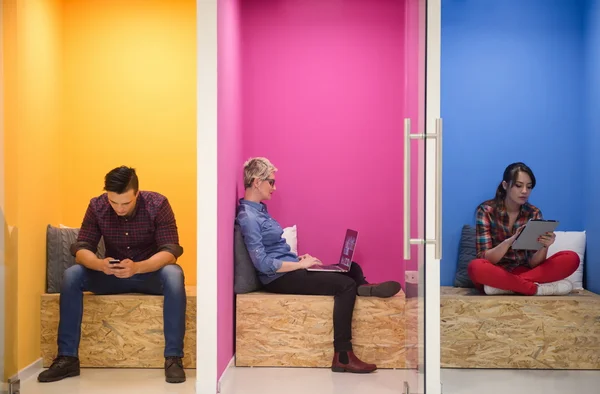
[535,280,573,296]
[483,285,515,295]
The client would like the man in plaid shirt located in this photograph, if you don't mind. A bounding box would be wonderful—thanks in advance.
[468,162,579,296]
[38,166,187,384]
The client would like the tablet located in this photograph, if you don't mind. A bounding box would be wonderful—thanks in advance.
[511,219,559,250]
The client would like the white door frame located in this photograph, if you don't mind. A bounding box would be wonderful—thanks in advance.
[425,0,442,393]
[196,0,218,393]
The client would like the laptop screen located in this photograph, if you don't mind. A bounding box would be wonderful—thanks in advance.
[338,229,359,269]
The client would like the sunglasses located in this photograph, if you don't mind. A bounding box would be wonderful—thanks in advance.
[264,178,276,187]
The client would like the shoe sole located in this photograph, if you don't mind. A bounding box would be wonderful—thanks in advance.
[38,370,80,383]
[358,282,401,298]
[331,367,377,374]
[166,377,186,383]
[537,289,572,296]
[536,282,573,296]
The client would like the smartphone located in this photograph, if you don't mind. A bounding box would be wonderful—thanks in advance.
[108,259,124,269]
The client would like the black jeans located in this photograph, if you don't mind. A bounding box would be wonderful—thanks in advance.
[263,263,368,352]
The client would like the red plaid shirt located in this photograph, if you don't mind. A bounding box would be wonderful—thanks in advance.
[71,191,183,262]
[475,200,542,271]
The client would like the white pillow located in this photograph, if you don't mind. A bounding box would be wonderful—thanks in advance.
[546,231,586,289]
[282,225,298,255]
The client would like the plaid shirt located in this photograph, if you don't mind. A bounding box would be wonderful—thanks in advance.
[71,191,183,262]
[475,200,542,271]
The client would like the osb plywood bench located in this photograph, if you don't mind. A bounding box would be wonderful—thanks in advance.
[235,291,406,368]
[441,286,600,369]
[40,286,197,368]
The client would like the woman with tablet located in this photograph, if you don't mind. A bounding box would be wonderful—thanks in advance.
[468,162,579,296]
[236,157,401,373]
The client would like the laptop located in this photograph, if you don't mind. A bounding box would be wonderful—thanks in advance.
[306,229,359,272]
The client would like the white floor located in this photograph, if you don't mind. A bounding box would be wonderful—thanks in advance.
[19,367,600,394]
[20,368,197,394]
[220,367,406,394]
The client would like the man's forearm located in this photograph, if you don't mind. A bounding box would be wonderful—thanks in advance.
[75,249,104,271]
[136,251,177,274]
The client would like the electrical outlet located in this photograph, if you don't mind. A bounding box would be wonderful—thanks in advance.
[405,270,419,298]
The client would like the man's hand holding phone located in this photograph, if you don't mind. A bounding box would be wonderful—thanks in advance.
[101,258,120,275]
[111,258,138,279]
[104,258,139,278]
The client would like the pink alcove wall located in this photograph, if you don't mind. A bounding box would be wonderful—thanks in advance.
[217,0,242,380]
[239,0,422,285]
[218,0,423,380]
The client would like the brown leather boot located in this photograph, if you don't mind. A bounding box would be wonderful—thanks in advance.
[331,351,377,373]
[37,356,80,382]
[165,356,186,383]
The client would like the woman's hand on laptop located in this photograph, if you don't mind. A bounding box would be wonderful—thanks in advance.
[298,255,322,269]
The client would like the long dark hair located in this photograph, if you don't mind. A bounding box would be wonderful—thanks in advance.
[491,162,536,207]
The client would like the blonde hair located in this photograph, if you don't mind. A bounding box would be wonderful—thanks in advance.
[243,157,277,189]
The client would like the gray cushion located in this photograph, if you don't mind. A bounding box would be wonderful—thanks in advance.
[453,224,477,288]
[234,224,262,294]
[46,225,106,293]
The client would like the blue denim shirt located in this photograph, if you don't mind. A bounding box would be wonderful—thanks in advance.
[236,199,299,284]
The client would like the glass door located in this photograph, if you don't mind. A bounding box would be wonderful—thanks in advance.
[403,0,441,393]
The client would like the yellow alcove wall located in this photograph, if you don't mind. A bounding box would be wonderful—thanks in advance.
[3,0,196,374]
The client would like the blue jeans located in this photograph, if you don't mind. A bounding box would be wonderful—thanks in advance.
[57,264,186,358]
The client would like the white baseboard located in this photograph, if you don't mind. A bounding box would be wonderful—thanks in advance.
[216,355,236,393]
[10,357,43,383]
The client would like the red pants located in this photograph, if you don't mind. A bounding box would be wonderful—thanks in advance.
[467,251,579,296]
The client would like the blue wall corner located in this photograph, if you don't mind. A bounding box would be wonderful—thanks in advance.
[441,0,587,286]
[583,0,600,294]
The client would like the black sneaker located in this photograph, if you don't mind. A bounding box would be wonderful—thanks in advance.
[165,357,186,383]
[37,356,80,383]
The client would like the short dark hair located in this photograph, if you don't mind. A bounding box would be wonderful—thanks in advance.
[104,166,139,194]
